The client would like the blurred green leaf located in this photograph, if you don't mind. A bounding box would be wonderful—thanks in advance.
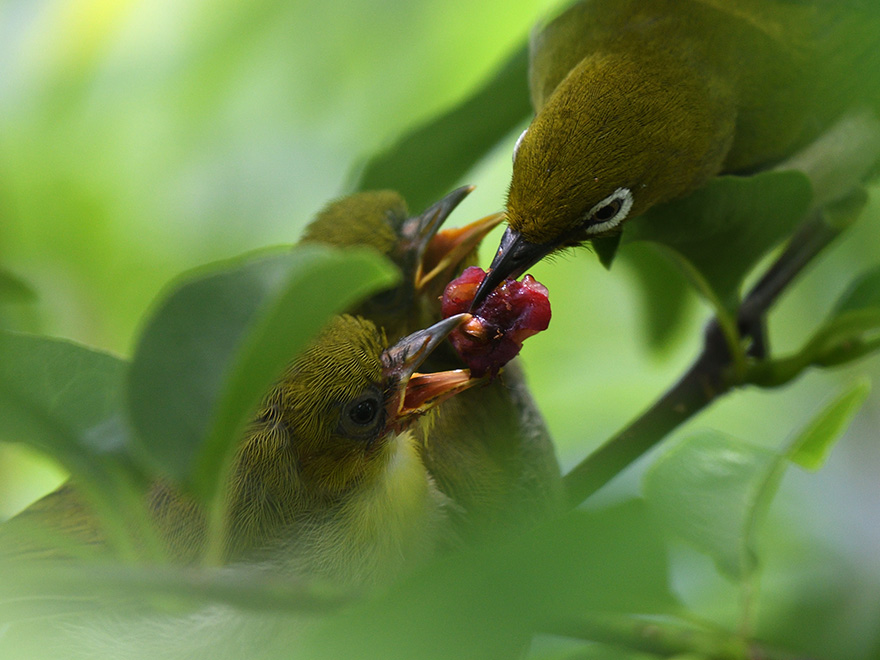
[810,310,880,368]
[592,234,622,270]
[0,503,674,660]
[0,559,348,623]
[820,186,869,231]
[529,637,658,660]
[643,431,783,580]
[0,558,353,659]
[0,332,150,557]
[0,331,134,480]
[0,269,37,304]
[0,268,40,333]
[788,378,870,471]
[748,262,880,387]
[618,243,694,351]
[751,309,880,386]
[831,263,880,315]
[298,501,675,660]
[354,45,531,211]
[625,171,813,316]
[799,265,880,370]
[127,244,398,501]
[644,376,866,580]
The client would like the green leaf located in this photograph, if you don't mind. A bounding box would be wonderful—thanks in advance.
[618,243,694,351]
[297,501,676,660]
[788,378,870,471]
[529,638,658,660]
[0,331,133,478]
[127,244,398,501]
[832,263,880,315]
[353,46,531,212]
[592,233,622,269]
[644,378,867,581]
[0,503,674,660]
[820,186,869,231]
[643,431,784,580]
[0,332,151,557]
[802,265,880,369]
[0,268,39,333]
[0,268,37,304]
[749,262,880,386]
[625,171,813,316]
[812,311,880,368]
[0,559,349,623]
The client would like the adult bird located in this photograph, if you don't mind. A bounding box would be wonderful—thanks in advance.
[301,187,562,537]
[1,313,480,588]
[472,0,880,306]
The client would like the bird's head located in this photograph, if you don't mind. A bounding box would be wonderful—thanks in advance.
[472,48,735,308]
[301,188,504,338]
[234,313,480,509]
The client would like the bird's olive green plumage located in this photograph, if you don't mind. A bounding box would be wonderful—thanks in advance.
[222,314,460,585]
[302,188,562,536]
[2,185,560,581]
[472,0,880,306]
[0,482,109,561]
[301,190,422,337]
[1,314,475,587]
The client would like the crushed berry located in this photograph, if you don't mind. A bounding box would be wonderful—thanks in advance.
[441,266,551,377]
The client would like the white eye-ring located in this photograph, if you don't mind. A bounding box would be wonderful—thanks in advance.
[584,187,633,234]
[512,128,528,164]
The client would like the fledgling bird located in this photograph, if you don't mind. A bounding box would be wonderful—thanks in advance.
[1,313,479,588]
[472,0,880,305]
[301,187,562,537]
[0,313,486,660]
[300,187,489,341]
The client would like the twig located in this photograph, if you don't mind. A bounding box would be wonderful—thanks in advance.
[562,212,843,508]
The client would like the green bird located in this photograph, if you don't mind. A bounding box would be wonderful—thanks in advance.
[300,186,490,340]
[301,187,562,537]
[2,313,480,587]
[472,0,880,306]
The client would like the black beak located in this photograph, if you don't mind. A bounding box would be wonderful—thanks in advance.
[382,313,482,430]
[398,185,474,265]
[469,227,554,311]
[382,313,470,383]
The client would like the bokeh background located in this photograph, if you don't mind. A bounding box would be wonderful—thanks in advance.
[1,1,878,657]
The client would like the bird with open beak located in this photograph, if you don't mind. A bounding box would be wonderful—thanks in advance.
[301,186,561,537]
[2,313,483,589]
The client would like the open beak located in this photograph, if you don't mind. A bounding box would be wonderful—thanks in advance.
[416,211,505,292]
[382,313,484,432]
[469,226,554,311]
[398,186,505,293]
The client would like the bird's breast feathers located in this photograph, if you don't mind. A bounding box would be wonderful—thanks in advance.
[303,430,450,586]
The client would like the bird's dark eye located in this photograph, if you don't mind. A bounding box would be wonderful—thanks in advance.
[339,388,385,441]
[349,398,379,426]
[583,188,633,235]
[592,199,622,222]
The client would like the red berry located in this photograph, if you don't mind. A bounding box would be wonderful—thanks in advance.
[441,267,551,377]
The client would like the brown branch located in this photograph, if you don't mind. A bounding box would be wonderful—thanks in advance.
[562,213,843,508]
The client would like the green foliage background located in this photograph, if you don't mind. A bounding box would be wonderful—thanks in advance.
[1,0,879,658]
